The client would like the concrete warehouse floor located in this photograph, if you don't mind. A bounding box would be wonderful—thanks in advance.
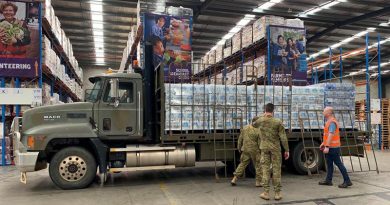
[0,150,390,205]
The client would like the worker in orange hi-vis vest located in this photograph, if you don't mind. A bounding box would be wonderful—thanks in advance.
[319,107,353,188]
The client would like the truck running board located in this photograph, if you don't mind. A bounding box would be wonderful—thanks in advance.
[109,165,176,173]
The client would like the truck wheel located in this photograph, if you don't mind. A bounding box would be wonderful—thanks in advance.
[49,147,97,189]
[292,141,324,175]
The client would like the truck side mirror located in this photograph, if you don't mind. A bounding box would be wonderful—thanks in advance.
[109,78,120,107]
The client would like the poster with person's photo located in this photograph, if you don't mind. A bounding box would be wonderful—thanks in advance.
[269,25,307,85]
[0,1,40,78]
[144,13,192,83]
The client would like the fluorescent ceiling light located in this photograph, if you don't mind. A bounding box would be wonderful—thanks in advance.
[236,19,251,26]
[306,7,323,15]
[252,0,282,12]
[93,30,103,36]
[91,14,103,21]
[354,31,369,37]
[94,42,104,48]
[90,2,105,65]
[319,48,329,53]
[96,58,105,63]
[245,14,256,18]
[229,27,241,33]
[92,22,103,29]
[298,0,345,17]
[330,43,342,49]
[258,2,275,10]
[217,39,225,45]
[323,1,340,9]
[90,4,102,12]
[95,52,104,58]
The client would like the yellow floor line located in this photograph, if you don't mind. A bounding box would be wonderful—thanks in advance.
[159,181,179,205]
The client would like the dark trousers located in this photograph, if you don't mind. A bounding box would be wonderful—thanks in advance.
[325,148,351,183]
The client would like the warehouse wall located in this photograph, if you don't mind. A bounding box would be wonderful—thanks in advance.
[383,78,390,99]
[355,81,379,101]
[83,67,106,90]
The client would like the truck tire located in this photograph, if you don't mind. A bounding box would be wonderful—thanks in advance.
[292,141,324,175]
[49,147,97,189]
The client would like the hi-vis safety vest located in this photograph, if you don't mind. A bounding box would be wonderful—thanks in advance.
[323,117,341,147]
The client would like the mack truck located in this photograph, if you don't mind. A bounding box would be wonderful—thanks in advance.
[12,49,366,189]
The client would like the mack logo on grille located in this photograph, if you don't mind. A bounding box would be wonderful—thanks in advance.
[44,115,61,120]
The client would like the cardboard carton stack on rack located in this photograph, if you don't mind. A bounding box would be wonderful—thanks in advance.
[195,15,305,83]
[165,83,356,131]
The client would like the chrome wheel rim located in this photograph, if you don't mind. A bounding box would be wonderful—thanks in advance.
[59,156,87,182]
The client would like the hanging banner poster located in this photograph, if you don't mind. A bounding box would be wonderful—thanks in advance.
[269,25,307,85]
[144,13,193,83]
[0,1,40,78]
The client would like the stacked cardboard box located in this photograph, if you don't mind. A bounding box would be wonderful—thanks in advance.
[253,15,285,42]
[322,83,355,128]
[201,54,209,71]
[42,0,83,83]
[224,39,232,58]
[253,55,266,78]
[165,83,355,131]
[232,32,242,54]
[165,84,251,130]
[215,45,224,63]
[242,59,255,82]
[208,50,216,65]
[242,25,253,48]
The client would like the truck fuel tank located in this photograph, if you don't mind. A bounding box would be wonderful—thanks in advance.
[123,145,195,168]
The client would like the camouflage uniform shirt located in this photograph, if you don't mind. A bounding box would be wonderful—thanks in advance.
[238,124,261,153]
[253,115,289,152]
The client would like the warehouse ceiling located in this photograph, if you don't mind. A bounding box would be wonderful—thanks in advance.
[52,0,390,76]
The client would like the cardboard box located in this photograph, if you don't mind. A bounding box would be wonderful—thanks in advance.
[223,46,232,59]
[254,55,266,77]
[215,44,224,63]
[232,31,242,54]
[242,25,253,48]
[253,16,285,42]
[208,50,216,65]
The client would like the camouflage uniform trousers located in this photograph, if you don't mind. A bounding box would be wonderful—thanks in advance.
[261,149,282,192]
[233,151,262,183]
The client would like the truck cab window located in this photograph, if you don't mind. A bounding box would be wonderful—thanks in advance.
[104,81,134,103]
[85,79,102,102]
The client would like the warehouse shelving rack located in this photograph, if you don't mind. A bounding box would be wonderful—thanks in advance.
[298,33,383,175]
[309,33,384,150]
[41,16,83,102]
[1,2,83,166]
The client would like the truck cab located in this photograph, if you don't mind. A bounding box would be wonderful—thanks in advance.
[85,73,144,141]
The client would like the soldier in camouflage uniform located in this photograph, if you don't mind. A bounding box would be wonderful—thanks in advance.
[253,103,289,201]
[231,116,262,187]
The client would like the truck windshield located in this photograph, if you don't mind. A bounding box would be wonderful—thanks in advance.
[85,79,102,102]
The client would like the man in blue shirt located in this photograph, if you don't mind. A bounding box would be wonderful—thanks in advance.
[319,107,352,188]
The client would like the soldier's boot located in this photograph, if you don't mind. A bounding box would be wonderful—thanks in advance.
[255,180,262,187]
[274,192,282,200]
[231,176,238,186]
[259,192,270,200]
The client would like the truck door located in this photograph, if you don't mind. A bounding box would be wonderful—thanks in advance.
[98,78,142,140]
